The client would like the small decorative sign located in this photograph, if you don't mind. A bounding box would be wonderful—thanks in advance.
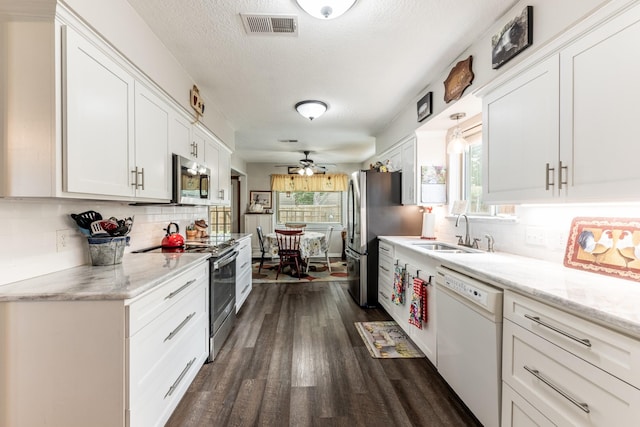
[417,92,433,122]
[564,217,640,282]
[190,85,205,117]
[443,56,474,103]
[491,6,533,69]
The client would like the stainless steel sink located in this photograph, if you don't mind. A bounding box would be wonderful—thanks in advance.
[410,242,479,253]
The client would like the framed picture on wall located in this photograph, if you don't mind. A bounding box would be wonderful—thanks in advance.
[249,190,272,209]
[491,5,533,69]
[417,92,433,122]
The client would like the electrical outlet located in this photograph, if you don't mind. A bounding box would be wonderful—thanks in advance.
[56,229,72,252]
[525,227,545,246]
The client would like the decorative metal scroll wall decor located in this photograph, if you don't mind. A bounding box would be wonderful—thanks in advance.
[443,56,474,103]
[491,6,533,69]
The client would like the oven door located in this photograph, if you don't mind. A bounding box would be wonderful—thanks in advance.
[210,249,238,334]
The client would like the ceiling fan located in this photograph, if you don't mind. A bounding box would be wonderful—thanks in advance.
[278,151,331,175]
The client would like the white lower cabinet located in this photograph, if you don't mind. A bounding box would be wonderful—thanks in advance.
[245,214,274,257]
[0,260,209,427]
[378,240,437,366]
[502,291,640,426]
[235,236,253,313]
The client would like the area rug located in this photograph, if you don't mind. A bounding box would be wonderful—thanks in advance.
[355,321,425,359]
[252,258,348,283]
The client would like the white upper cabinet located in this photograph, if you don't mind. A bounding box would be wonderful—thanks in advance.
[63,25,136,198]
[133,82,171,200]
[483,55,559,203]
[483,2,640,204]
[559,4,640,202]
[401,137,417,205]
[169,111,195,161]
[217,147,231,204]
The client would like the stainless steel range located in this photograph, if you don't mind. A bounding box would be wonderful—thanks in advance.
[134,238,238,362]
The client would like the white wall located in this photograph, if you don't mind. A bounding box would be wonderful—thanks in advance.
[0,198,209,286]
[375,0,610,152]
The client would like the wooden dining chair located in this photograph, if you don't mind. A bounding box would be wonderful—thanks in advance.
[256,226,268,273]
[275,229,303,279]
[306,226,334,273]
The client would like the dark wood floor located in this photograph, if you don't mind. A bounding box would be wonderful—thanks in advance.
[166,280,482,427]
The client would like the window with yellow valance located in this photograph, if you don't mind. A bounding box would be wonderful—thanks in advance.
[270,173,348,192]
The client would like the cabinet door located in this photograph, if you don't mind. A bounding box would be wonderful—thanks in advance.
[560,4,640,201]
[401,138,416,205]
[204,138,220,201]
[134,83,171,200]
[169,111,194,160]
[217,148,231,205]
[63,26,135,197]
[482,54,560,203]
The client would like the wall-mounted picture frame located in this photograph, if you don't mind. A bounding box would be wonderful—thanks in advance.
[491,5,533,69]
[287,167,300,175]
[417,92,433,122]
[249,190,272,209]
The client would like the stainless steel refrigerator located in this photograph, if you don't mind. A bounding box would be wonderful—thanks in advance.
[345,170,423,307]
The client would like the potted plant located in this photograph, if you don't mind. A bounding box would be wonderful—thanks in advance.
[186,223,198,240]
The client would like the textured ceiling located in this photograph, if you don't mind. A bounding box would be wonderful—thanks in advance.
[126,0,517,167]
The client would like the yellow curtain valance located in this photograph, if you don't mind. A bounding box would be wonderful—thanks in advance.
[271,173,348,192]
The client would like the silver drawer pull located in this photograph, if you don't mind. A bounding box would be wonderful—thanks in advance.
[241,262,249,269]
[165,279,197,300]
[164,312,196,342]
[380,265,389,272]
[165,357,196,399]
[380,246,390,252]
[524,366,590,413]
[242,284,250,293]
[524,314,592,347]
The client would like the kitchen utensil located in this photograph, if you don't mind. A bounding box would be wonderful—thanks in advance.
[161,222,184,248]
[90,220,111,237]
[70,211,102,230]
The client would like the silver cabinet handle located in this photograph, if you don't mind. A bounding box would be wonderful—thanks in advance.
[545,163,555,190]
[524,366,590,413]
[380,265,390,272]
[164,312,196,342]
[165,279,197,300]
[524,314,591,347]
[242,284,250,293]
[131,167,139,188]
[138,167,145,190]
[240,262,249,269]
[558,160,568,190]
[165,357,196,399]
[380,246,391,253]
[218,189,225,200]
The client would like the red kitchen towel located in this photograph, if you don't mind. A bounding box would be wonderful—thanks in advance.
[422,279,429,324]
[409,277,425,328]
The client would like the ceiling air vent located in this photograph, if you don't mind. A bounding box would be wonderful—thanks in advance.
[241,14,298,36]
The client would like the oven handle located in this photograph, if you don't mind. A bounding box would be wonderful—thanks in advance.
[214,250,239,270]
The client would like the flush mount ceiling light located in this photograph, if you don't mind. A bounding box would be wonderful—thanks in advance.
[295,100,327,121]
[295,0,357,20]
[447,112,468,154]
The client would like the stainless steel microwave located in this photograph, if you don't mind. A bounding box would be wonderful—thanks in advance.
[172,154,211,205]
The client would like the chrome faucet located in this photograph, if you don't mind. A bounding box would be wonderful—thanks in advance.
[485,234,495,252]
[455,214,471,247]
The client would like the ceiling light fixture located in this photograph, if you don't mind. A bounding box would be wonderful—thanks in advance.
[297,166,314,176]
[447,112,468,154]
[295,0,357,19]
[295,100,327,121]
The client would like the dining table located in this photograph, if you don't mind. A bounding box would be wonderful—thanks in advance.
[264,231,328,261]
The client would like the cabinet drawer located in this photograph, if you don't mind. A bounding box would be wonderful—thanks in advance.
[504,291,640,388]
[128,281,206,403]
[127,312,207,427]
[503,320,640,426]
[127,261,208,337]
[236,269,252,312]
[502,382,555,427]
[379,240,394,258]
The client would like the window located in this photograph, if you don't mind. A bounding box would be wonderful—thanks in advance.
[276,191,343,225]
[451,124,515,217]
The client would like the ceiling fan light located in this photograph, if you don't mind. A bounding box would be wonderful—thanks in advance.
[305,167,314,176]
[295,100,327,121]
[296,0,357,19]
[298,168,305,175]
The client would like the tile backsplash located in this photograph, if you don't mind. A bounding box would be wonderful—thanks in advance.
[0,198,209,286]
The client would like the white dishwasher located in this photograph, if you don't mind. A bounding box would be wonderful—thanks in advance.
[435,266,503,427]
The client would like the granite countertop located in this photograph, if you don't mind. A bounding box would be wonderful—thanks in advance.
[380,236,640,339]
[0,252,210,302]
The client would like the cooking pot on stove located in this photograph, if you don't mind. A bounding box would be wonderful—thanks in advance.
[162,222,185,248]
